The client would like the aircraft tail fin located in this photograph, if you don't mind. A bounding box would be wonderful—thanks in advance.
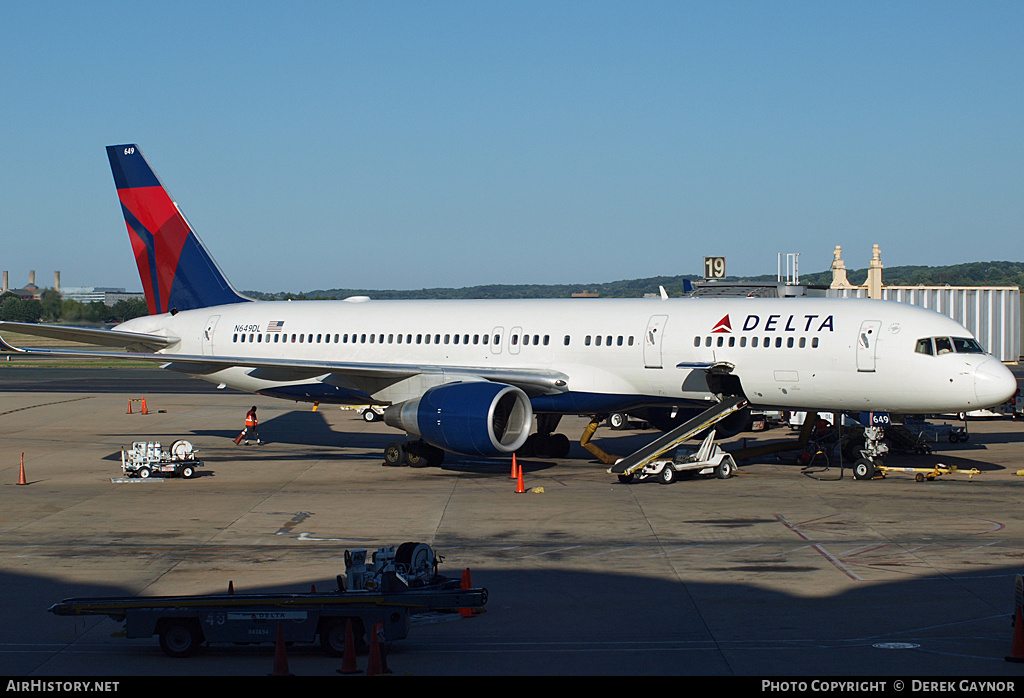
[106,144,250,315]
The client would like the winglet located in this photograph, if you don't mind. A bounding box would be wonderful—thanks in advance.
[0,332,26,353]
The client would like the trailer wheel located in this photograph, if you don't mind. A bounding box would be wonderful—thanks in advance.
[716,457,735,479]
[320,617,364,657]
[853,458,875,481]
[608,413,628,430]
[158,620,202,657]
[181,466,195,479]
[657,466,675,485]
[617,473,635,484]
[139,467,151,479]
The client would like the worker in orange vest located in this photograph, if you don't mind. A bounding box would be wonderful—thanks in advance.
[243,406,261,445]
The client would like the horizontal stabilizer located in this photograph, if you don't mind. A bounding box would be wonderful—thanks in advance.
[0,321,177,352]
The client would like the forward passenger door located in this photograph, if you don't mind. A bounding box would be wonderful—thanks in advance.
[857,320,882,372]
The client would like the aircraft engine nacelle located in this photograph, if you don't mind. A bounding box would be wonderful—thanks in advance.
[383,382,533,456]
[643,405,752,438]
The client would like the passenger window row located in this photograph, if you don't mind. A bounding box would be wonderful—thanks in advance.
[583,335,636,347]
[693,335,820,349]
[232,332,497,345]
[229,331,637,349]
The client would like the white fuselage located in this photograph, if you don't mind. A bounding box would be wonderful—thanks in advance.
[116,296,1016,416]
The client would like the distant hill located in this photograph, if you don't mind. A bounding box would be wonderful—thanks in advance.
[245,261,1024,301]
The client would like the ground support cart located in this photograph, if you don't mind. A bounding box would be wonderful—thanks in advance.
[617,430,738,485]
[120,440,204,479]
[48,543,487,658]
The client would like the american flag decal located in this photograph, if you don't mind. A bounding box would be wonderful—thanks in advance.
[267,321,285,332]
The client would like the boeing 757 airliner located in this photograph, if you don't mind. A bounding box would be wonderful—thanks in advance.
[0,145,1015,468]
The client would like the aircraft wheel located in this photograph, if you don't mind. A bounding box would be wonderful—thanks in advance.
[383,441,407,467]
[608,413,628,430]
[853,458,875,481]
[404,447,426,468]
[657,466,676,485]
[550,433,570,458]
[531,433,553,458]
[425,444,445,467]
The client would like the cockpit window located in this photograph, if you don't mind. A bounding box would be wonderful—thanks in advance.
[952,337,985,354]
[917,336,987,356]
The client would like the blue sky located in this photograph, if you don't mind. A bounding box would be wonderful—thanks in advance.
[1,2,1021,293]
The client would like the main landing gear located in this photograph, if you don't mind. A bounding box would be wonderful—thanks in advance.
[383,440,446,468]
[517,414,571,459]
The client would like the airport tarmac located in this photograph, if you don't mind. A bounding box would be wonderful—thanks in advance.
[2,367,1024,677]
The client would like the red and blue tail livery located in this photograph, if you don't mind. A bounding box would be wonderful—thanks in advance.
[107,144,249,315]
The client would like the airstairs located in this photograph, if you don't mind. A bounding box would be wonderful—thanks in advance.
[607,395,748,476]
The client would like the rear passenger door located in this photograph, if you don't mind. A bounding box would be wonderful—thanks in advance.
[644,315,668,368]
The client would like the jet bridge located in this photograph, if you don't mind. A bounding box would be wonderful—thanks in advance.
[607,395,749,476]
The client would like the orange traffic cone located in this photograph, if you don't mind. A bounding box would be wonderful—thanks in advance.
[1007,604,1024,663]
[515,458,526,494]
[333,618,362,671]
[268,622,294,676]
[367,623,384,676]
[460,568,474,618]
[510,453,519,479]
[336,619,362,674]
[126,400,132,414]
[140,398,149,415]
[17,453,27,486]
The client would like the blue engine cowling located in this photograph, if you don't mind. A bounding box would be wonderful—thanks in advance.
[382,382,533,456]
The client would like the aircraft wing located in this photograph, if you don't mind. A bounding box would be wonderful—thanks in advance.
[0,321,176,352]
[0,339,569,397]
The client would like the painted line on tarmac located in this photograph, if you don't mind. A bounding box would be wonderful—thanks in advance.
[520,545,582,558]
[776,513,864,581]
[0,396,92,417]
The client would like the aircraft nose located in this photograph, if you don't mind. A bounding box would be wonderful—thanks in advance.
[974,357,1017,407]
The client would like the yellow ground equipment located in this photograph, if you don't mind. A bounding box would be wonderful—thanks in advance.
[872,462,981,482]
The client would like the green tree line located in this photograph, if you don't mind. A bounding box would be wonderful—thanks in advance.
[0,290,148,324]
[247,260,1024,301]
